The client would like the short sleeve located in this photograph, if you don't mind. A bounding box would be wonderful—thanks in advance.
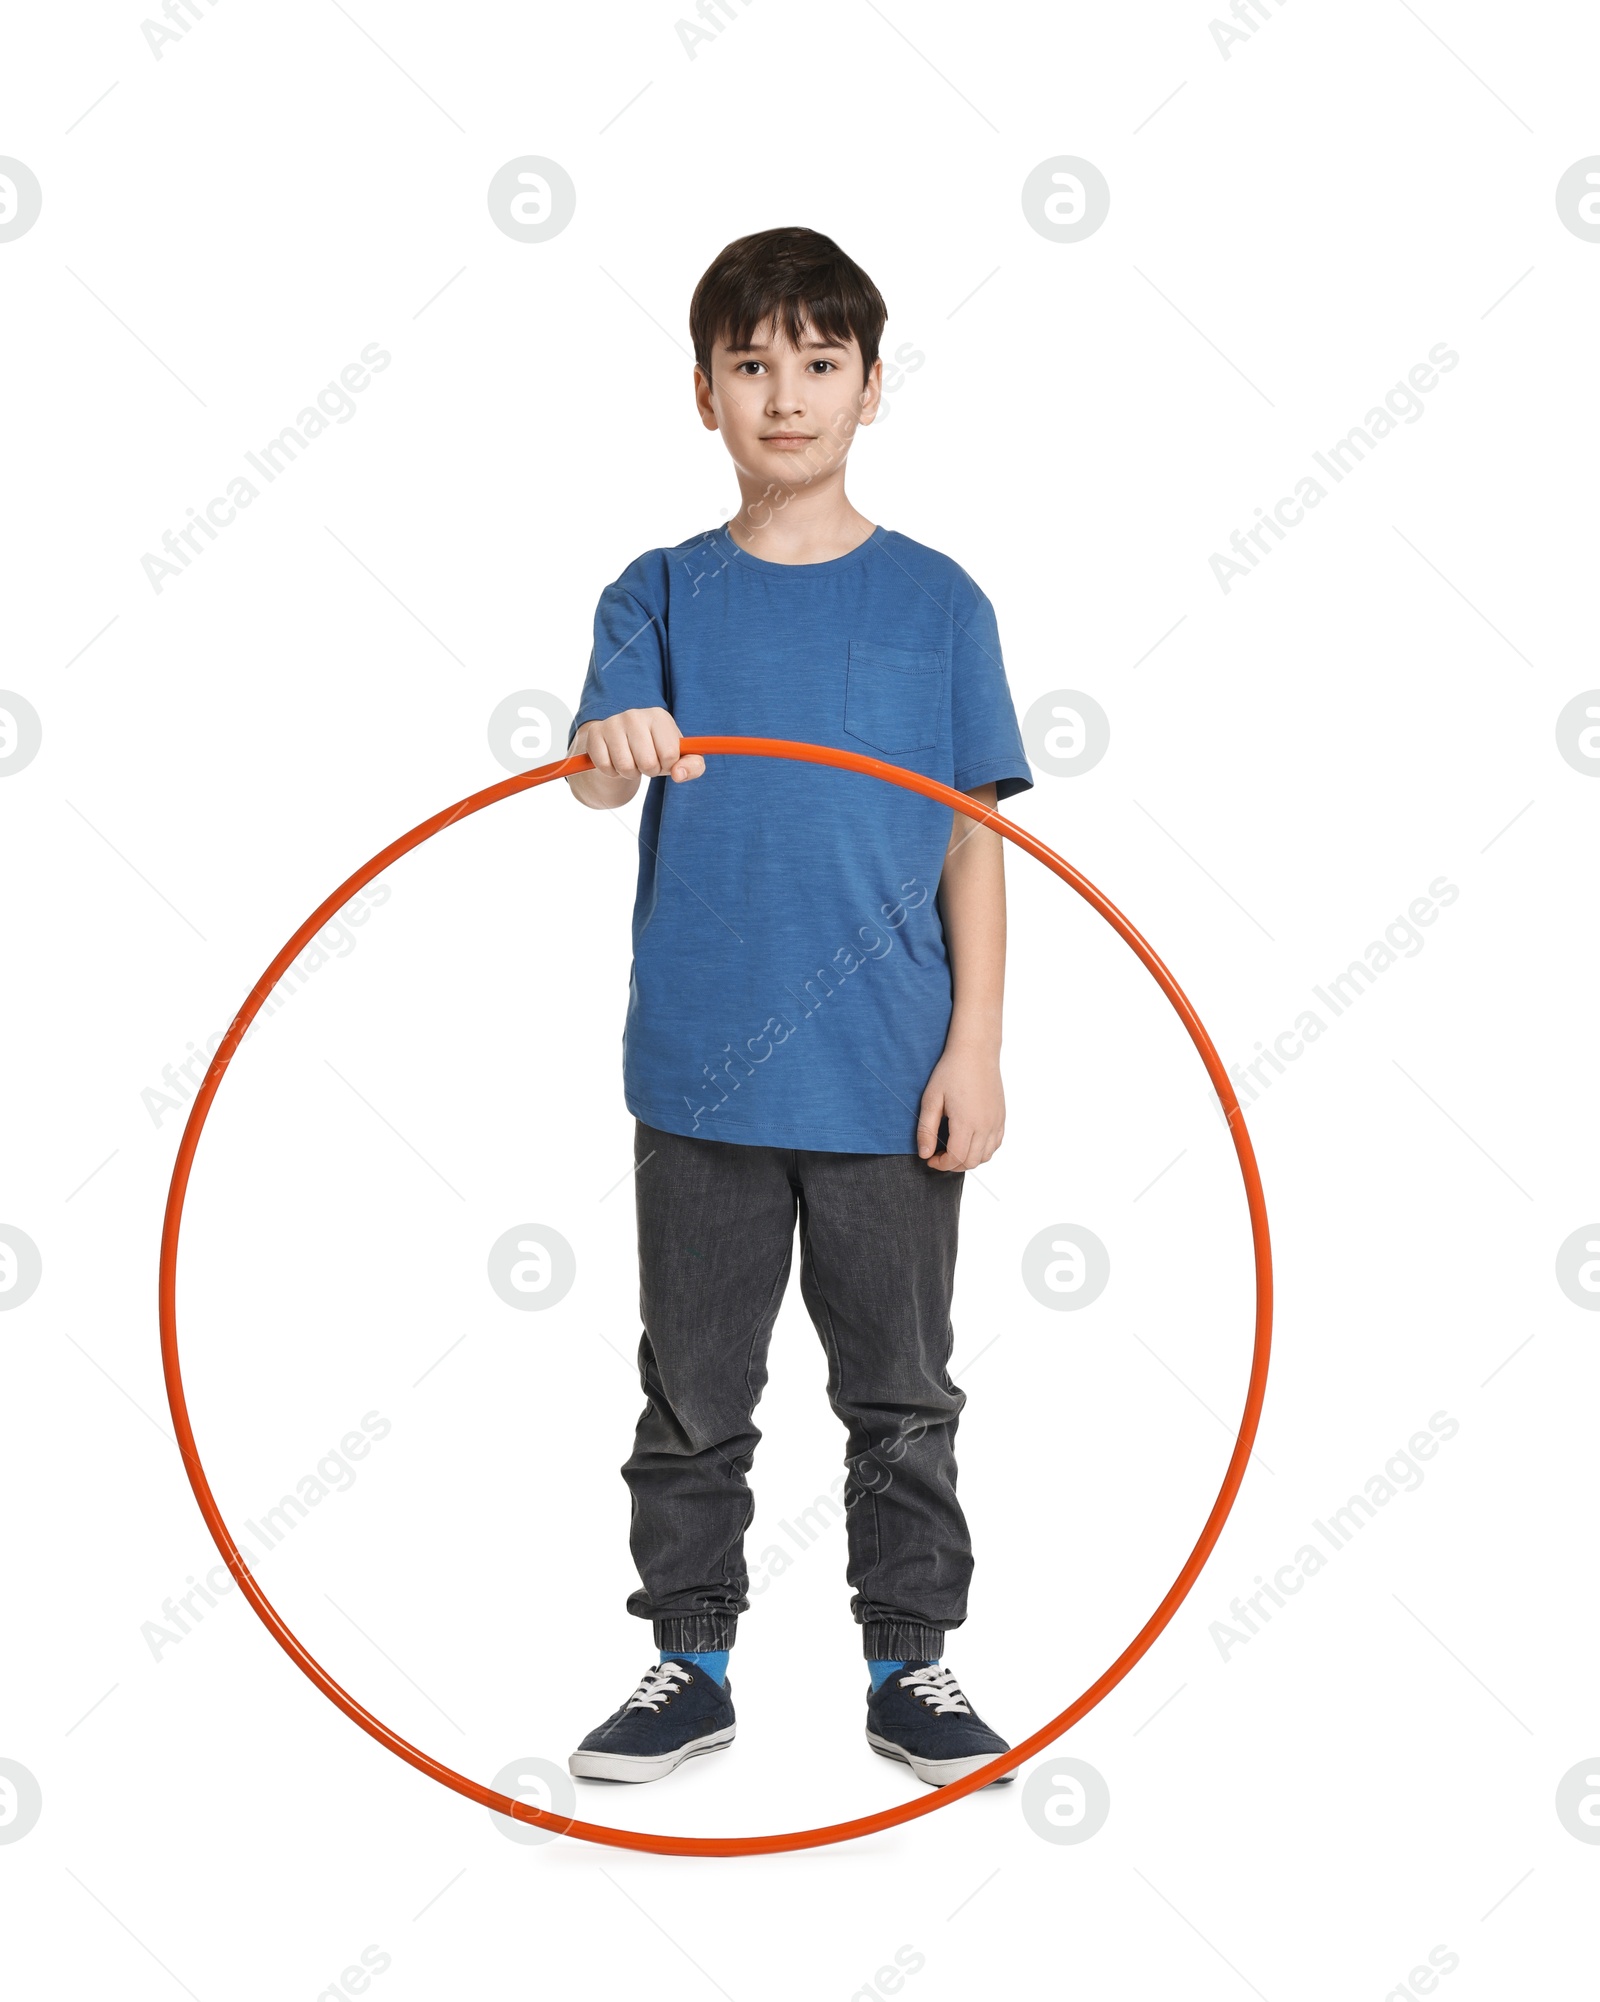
[567,581,668,748]
[950,578,1033,802]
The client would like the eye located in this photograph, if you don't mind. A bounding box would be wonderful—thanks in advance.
[809,359,838,374]
[735,360,766,375]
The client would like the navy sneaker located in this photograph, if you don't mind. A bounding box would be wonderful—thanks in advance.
[865,1662,1015,1788]
[568,1659,736,1784]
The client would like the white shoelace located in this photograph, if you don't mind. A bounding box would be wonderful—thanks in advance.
[623,1661,693,1712]
[897,1664,973,1715]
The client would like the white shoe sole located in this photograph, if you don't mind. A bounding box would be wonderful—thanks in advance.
[569,1724,736,1784]
[867,1730,1016,1788]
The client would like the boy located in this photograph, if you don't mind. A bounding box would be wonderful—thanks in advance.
[562,227,1033,1790]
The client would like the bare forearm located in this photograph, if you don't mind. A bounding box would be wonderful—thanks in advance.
[938,785,1006,1051]
[917,785,1007,1169]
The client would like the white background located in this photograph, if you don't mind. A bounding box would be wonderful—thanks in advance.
[3,0,1597,1995]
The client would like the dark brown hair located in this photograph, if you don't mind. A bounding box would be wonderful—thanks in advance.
[689,226,887,387]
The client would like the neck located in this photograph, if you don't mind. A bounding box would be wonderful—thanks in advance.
[724,481,876,565]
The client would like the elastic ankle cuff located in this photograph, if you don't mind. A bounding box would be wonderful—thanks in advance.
[654,1614,737,1652]
[863,1621,944,1662]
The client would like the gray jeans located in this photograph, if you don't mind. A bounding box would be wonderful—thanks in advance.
[622,1119,972,1662]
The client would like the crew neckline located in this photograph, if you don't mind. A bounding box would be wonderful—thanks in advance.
[712,521,886,575]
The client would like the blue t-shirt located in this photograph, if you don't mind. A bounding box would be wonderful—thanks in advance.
[568,521,1033,1153]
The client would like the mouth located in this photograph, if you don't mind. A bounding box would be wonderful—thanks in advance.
[762,433,814,443]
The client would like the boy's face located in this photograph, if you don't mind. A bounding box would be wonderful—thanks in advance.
[695,314,881,494]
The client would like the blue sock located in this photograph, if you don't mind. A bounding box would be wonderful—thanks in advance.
[870,1658,933,1690]
[661,1648,729,1686]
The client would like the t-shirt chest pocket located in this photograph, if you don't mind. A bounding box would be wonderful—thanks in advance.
[842,639,944,755]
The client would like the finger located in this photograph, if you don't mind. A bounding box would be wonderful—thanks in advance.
[644,713,683,777]
[945,1123,977,1171]
[916,1093,944,1159]
[605,725,640,776]
[670,753,706,782]
[584,727,616,774]
[622,713,664,775]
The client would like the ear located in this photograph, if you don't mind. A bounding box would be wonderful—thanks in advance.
[692,362,719,432]
[855,355,884,427]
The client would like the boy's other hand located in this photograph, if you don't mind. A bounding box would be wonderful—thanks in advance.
[575,707,705,784]
[916,1043,1005,1171]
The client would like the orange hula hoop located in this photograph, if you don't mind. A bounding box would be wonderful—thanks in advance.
[158,737,1272,1857]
